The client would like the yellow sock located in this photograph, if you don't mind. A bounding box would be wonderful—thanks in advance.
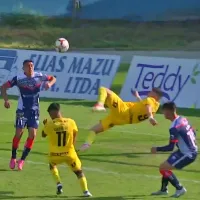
[79,176,88,192]
[50,166,61,184]
[85,131,96,145]
[98,87,107,105]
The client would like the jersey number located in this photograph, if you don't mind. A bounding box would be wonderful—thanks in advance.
[112,101,118,108]
[138,114,148,121]
[56,131,67,147]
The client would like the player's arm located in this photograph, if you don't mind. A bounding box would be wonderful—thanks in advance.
[71,120,78,145]
[143,97,157,126]
[42,119,48,138]
[131,89,142,101]
[156,128,178,152]
[41,74,56,89]
[47,75,56,87]
[1,76,17,108]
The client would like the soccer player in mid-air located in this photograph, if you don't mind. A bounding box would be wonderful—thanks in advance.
[42,103,92,197]
[80,86,163,151]
[151,102,198,198]
[0,60,56,170]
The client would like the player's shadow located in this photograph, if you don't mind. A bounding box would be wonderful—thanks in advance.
[0,148,47,156]
[0,191,15,199]
[0,194,147,199]
[0,168,11,172]
[80,152,200,173]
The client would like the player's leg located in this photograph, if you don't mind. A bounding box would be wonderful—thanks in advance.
[152,151,196,197]
[92,86,109,111]
[93,86,127,113]
[68,153,92,197]
[49,161,63,195]
[79,115,114,151]
[10,110,26,170]
[18,110,39,170]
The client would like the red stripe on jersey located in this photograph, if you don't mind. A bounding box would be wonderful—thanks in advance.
[171,139,178,143]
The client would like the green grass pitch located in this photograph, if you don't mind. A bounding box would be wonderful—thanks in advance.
[0,63,200,200]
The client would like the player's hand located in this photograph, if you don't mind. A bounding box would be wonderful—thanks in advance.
[149,117,158,126]
[151,147,157,154]
[43,119,47,125]
[4,100,10,109]
[44,82,51,90]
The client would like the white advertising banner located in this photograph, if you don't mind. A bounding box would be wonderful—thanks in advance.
[120,56,200,108]
[0,49,121,100]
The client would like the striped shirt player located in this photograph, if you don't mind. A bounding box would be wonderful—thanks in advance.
[0,59,56,171]
[151,102,197,198]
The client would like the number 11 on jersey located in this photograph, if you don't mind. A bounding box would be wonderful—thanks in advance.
[56,131,67,146]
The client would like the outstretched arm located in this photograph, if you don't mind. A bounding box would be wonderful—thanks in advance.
[131,89,142,101]
[151,128,178,153]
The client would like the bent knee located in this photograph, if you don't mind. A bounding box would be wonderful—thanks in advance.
[99,86,111,95]
[159,161,173,171]
[74,170,84,178]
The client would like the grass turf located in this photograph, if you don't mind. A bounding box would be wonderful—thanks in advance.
[1,16,200,50]
[0,63,200,200]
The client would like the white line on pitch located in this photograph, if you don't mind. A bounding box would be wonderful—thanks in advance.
[0,157,199,184]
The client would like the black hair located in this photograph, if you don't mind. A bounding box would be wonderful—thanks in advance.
[47,103,60,112]
[23,59,33,65]
[152,87,163,97]
[162,102,176,111]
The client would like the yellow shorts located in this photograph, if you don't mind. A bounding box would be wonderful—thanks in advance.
[101,91,130,131]
[48,151,81,172]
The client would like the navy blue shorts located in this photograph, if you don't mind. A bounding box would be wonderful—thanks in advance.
[167,150,197,169]
[15,109,39,129]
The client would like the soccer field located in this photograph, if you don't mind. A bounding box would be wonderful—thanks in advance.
[0,63,200,200]
[0,100,200,200]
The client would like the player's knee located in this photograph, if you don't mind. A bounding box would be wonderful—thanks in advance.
[74,170,84,178]
[99,86,111,95]
[15,129,23,138]
[28,128,37,139]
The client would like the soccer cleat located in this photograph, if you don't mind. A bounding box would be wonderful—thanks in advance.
[92,103,106,112]
[83,191,92,197]
[17,159,25,171]
[151,190,169,196]
[79,143,91,152]
[9,158,16,170]
[171,187,187,198]
[56,184,63,195]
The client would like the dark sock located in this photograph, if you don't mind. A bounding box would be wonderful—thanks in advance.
[161,176,169,192]
[168,172,183,190]
[12,148,17,159]
[21,147,31,160]
[21,137,34,160]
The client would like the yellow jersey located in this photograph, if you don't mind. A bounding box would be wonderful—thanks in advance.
[128,97,160,123]
[43,118,78,154]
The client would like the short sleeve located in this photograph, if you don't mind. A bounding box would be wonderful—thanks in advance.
[7,76,17,88]
[141,97,154,106]
[169,128,179,143]
[71,119,78,132]
[41,74,52,82]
